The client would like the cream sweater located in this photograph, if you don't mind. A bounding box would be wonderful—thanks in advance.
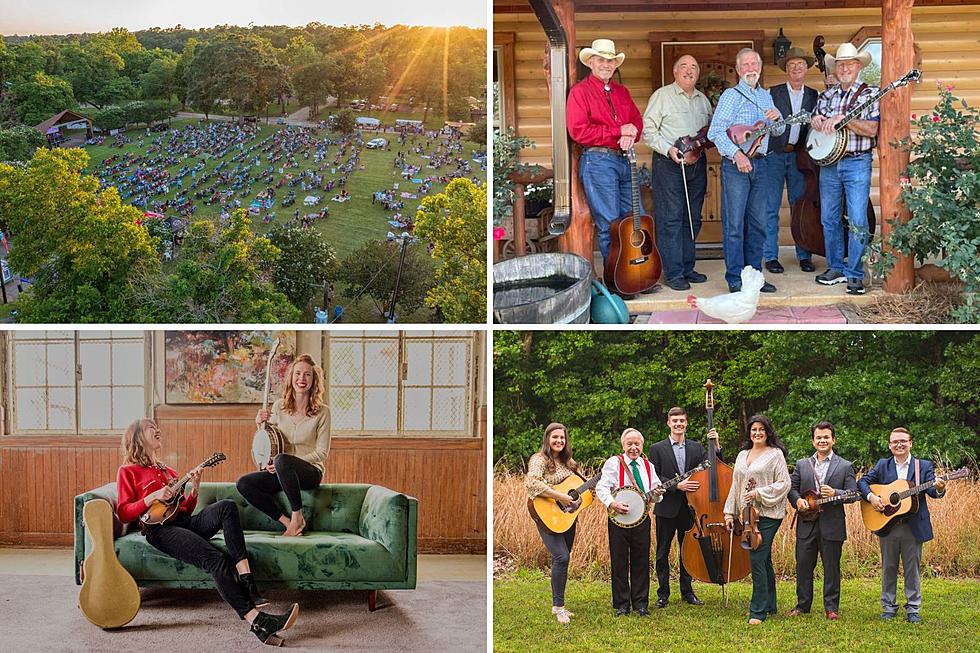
[724,447,791,520]
[268,398,332,474]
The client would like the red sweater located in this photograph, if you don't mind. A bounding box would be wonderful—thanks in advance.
[566,74,644,148]
[116,463,198,525]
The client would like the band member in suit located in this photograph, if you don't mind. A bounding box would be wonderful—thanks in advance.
[641,55,714,291]
[566,38,644,268]
[764,46,820,274]
[596,428,664,617]
[707,48,784,294]
[525,422,582,624]
[723,415,790,624]
[646,406,721,607]
[811,43,880,296]
[857,427,946,623]
[786,421,859,620]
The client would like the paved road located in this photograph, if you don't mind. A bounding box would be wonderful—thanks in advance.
[174,110,315,128]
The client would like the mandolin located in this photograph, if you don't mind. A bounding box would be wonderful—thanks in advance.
[726,111,811,158]
[796,489,862,522]
[79,499,140,629]
[860,467,968,535]
[140,452,227,526]
[603,147,662,295]
[527,470,601,534]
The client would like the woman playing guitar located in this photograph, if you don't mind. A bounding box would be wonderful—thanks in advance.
[723,415,791,624]
[525,423,582,624]
[116,419,300,646]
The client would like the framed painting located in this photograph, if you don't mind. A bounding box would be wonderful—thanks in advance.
[164,331,296,404]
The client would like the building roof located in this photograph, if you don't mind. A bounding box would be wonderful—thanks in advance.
[34,110,92,134]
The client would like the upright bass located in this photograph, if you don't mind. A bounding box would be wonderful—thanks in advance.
[681,379,750,602]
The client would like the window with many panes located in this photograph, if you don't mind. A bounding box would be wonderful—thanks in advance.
[7,331,148,434]
[326,331,476,437]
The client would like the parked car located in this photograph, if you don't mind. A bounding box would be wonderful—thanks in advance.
[276,117,287,125]
[243,115,258,123]
[366,138,388,149]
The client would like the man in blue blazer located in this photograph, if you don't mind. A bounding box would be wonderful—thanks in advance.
[857,427,946,623]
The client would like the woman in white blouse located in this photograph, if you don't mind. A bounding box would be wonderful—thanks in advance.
[237,354,331,536]
[723,414,790,624]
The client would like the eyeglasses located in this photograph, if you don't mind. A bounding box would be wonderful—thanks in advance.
[889,440,911,445]
[786,61,807,69]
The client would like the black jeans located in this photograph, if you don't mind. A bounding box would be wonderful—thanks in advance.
[236,453,322,522]
[143,499,252,618]
[536,522,576,607]
[655,513,694,600]
[608,515,651,612]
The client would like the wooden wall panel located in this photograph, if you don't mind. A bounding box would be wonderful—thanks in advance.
[0,405,487,553]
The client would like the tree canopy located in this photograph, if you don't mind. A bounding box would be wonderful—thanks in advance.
[493,331,980,472]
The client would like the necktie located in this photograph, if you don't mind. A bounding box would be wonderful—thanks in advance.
[629,460,645,493]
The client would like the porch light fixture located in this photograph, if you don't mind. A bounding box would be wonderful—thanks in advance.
[773,28,791,65]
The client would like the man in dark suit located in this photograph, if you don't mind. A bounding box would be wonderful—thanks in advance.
[787,421,858,621]
[647,406,720,608]
[764,46,820,274]
[857,427,947,624]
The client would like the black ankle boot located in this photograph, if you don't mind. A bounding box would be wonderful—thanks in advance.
[240,572,270,609]
[250,603,299,646]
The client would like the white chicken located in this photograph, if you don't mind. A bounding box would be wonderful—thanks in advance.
[686,266,765,324]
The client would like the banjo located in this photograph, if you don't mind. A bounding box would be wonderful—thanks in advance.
[806,69,921,166]
[609,458,712,528]
[251,338,286,469]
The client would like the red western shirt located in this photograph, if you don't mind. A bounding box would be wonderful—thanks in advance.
[116,463,197,524]
[566,74,644,149]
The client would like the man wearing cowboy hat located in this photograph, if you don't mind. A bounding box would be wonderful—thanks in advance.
[763,46,820,275]
[641,54,714,291]
[707,47,783,294]
[566,39,644,270]
[811,43,879,295]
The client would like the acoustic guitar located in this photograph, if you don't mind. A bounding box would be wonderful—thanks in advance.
[796,489,862,522]
[79,499,140,629]
[527,471,601,535]
[860,467,968,535]
[140,453,227,526]
[603,147,662,295]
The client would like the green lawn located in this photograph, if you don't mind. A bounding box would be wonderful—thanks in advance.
[82,118,484,260]
[494,571,980,653]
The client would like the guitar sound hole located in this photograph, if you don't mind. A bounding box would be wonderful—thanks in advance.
[630,231,646,248]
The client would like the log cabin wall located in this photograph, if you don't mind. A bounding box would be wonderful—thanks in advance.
[495,4,980,246]
[0,332,487,554]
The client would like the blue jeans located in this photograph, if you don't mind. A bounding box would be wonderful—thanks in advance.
[819,153,872,280]
[652,154,706,282]
[720,156,770,288]
[763,150,810,262]
[580,149,632,261]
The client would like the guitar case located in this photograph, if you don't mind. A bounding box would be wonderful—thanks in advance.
[79,499,140,629]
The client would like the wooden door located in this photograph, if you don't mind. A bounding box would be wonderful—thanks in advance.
[650,32,765,250]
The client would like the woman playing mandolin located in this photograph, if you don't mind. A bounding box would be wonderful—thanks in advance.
[525,423,582,624]
[116,419,300,646]
[237,354,331,537]
[723,415,790,624]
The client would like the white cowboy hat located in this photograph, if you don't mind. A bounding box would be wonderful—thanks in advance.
[824,43,872,71]
[579,39,626,67]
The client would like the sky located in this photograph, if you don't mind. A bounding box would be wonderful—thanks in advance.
[0,0,486,35]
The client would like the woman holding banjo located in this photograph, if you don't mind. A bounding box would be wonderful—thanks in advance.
[116,418,301,645]
[237,353,331,537]
[723,415,791,624]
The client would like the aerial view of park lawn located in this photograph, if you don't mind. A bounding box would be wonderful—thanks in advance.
[0,2,487,323]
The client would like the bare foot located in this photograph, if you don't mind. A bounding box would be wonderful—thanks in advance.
[283,514,306,537]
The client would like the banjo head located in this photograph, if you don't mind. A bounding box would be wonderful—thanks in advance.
[251,424,285,469]
[608,487,648,528]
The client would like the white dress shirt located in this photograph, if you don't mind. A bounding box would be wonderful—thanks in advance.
[595,454,663,508]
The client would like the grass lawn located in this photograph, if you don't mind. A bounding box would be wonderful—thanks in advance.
[81,118,484,261]
[493,570,980,653]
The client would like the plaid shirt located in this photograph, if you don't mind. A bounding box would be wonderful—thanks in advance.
[814,82,880,153]
[708,80,783,160]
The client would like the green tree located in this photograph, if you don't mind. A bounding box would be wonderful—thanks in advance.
[63,42,133,110]
[140,55,179,101]
[0,125,46,162]
[336,238,435,320]
[0,148,159,322]
[467,118,487,147]
[92,105,129,132]
[185,34,288,118]
[9,71,76,125]
[334,108,356,134]
[139,210,300,323]
[292,58,337,119]
[413,178,487,323]
[267,223,337,311]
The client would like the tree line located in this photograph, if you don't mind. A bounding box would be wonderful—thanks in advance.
[0,23,486,140]
[493,331,979,472]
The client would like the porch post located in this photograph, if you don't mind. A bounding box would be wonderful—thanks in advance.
[553,0,595,267]
[880,0,915,293]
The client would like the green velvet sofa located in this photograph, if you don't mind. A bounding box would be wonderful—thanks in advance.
[74,482,418,610]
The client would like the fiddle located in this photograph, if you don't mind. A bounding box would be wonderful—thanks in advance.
[673,126,714,166]
[739,478,763,551]
[681,380,751,594]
